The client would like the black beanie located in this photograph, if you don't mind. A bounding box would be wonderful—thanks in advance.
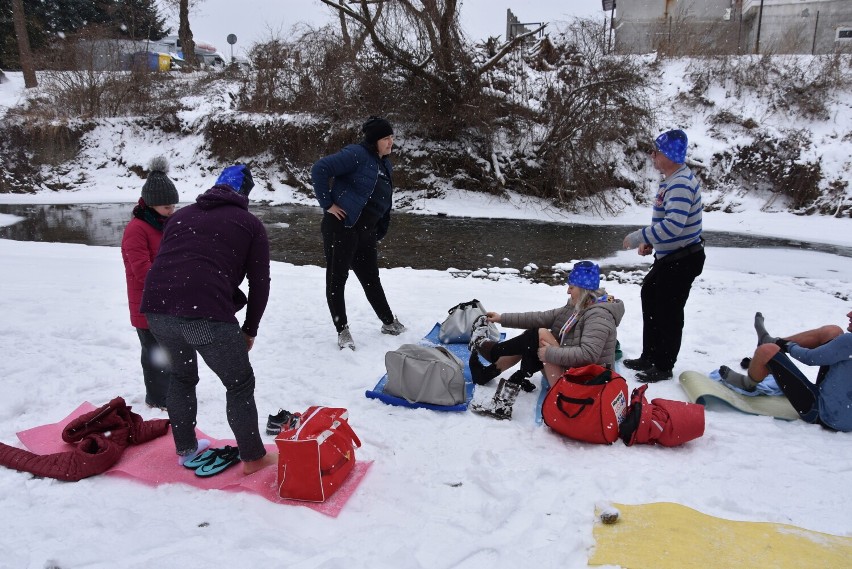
[362,116,394,145]
[141,156,179,206]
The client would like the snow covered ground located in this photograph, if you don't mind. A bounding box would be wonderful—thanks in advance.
[1,65,851,567]
[0,234,850,568]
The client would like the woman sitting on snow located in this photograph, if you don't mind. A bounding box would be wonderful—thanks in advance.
[469,261,625,393]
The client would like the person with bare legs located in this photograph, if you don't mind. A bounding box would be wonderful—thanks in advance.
[719,311,852,432]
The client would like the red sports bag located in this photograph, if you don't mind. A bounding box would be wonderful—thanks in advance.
[619,385,705,447]
[542,364,629,445]
[275,406,362,502]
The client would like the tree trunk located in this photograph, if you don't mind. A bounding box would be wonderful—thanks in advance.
[178,0,198,67]
[11,0,37,88]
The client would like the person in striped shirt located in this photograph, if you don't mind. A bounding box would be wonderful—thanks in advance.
[621,129,705,383]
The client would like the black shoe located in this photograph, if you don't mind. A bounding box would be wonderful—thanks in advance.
[623,357,653,371]
[266,409,300,435]
[507,370,536,393]
[635,366,673,383]
[469,352,500,386]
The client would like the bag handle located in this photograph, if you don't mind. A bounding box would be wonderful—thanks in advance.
[555,394,595,419]
[447,299,481,314]
[585,368,613,385]
[334,417,362,448]
[319,421,361,475]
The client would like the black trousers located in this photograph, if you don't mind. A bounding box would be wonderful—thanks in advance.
[146,313,266,462]
[321,212,394,332]
[640,248,705,372]
[136,327,171,408]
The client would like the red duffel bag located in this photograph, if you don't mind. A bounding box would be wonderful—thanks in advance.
[275,406,361,502]
[619,385,705,447]
[542,364,629,445]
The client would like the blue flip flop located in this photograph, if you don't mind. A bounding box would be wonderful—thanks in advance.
[193,446,241,477]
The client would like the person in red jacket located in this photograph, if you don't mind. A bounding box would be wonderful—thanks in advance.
[121,156,179,410]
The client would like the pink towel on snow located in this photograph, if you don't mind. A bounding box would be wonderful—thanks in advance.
[16,402,371,518]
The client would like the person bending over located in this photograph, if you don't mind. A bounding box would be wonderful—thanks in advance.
[142,164,276,475]
[719,311,852,432]
[469,261,624,392]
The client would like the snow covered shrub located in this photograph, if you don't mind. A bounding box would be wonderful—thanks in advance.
[204,114,345,181]
[28,27,181,119]
[720,130,823,211]
[495,21,652,211]
[686,54,849,121]
[0,119,93,192]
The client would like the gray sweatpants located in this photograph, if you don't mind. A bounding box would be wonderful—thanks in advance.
[146,313,266,462]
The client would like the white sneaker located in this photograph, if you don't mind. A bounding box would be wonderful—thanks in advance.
[338,327,355,350]
[468,315,490,352]
[381,317,406,335]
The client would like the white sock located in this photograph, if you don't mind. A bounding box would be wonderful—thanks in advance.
[177,439,211,466]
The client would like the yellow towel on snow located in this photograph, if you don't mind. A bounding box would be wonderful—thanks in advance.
[590,502,852,569]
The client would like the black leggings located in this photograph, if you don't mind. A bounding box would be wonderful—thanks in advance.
[321,212,394,332]
[489,328,544,375]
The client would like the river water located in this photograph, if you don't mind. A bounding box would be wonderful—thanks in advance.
[1,203,849,282]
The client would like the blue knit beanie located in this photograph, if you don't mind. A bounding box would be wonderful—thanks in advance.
[216,164,254,196]
[567,261,600,291]
[655,129,688,164]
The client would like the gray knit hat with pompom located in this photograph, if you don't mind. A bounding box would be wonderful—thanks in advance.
[141,156,179,206]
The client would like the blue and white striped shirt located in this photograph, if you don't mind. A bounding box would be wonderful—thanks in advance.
[632,165,703,257]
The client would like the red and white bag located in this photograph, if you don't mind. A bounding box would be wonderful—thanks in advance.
[619,384,705,447]
[542,364,628,445]
[275,406,361,502]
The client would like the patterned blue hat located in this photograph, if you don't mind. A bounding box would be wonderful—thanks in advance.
[655,129,688,164]
[215,164,254,196]
[567,261,600,290]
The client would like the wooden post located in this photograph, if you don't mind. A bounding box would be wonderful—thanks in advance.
[755,0,765,54]
[811,11,820,55]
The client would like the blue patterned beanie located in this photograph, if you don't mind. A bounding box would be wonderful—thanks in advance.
[655,129,688,164]
[567,261,600,291]
[216,164,255,196]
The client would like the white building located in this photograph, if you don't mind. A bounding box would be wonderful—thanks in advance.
[608,0,852,54]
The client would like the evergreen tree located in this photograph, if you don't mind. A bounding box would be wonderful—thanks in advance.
[0,0,168,69]
[111,0,170,40]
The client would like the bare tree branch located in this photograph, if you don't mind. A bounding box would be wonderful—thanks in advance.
[318,0,454,95]
[476,23,547,76]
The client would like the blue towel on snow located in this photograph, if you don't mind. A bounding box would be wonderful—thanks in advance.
[709,368,784,397]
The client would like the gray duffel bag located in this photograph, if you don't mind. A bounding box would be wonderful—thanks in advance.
[384,344,465,406]
[438,299,500,344]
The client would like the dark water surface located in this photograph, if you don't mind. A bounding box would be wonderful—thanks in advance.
[1,203,850,275]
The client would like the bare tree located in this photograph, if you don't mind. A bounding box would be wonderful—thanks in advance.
[11,0,37,88]
[178,0,198,67]
[318,0,544,134]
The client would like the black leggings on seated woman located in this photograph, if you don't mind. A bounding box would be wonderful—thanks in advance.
[481,328,543,375]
